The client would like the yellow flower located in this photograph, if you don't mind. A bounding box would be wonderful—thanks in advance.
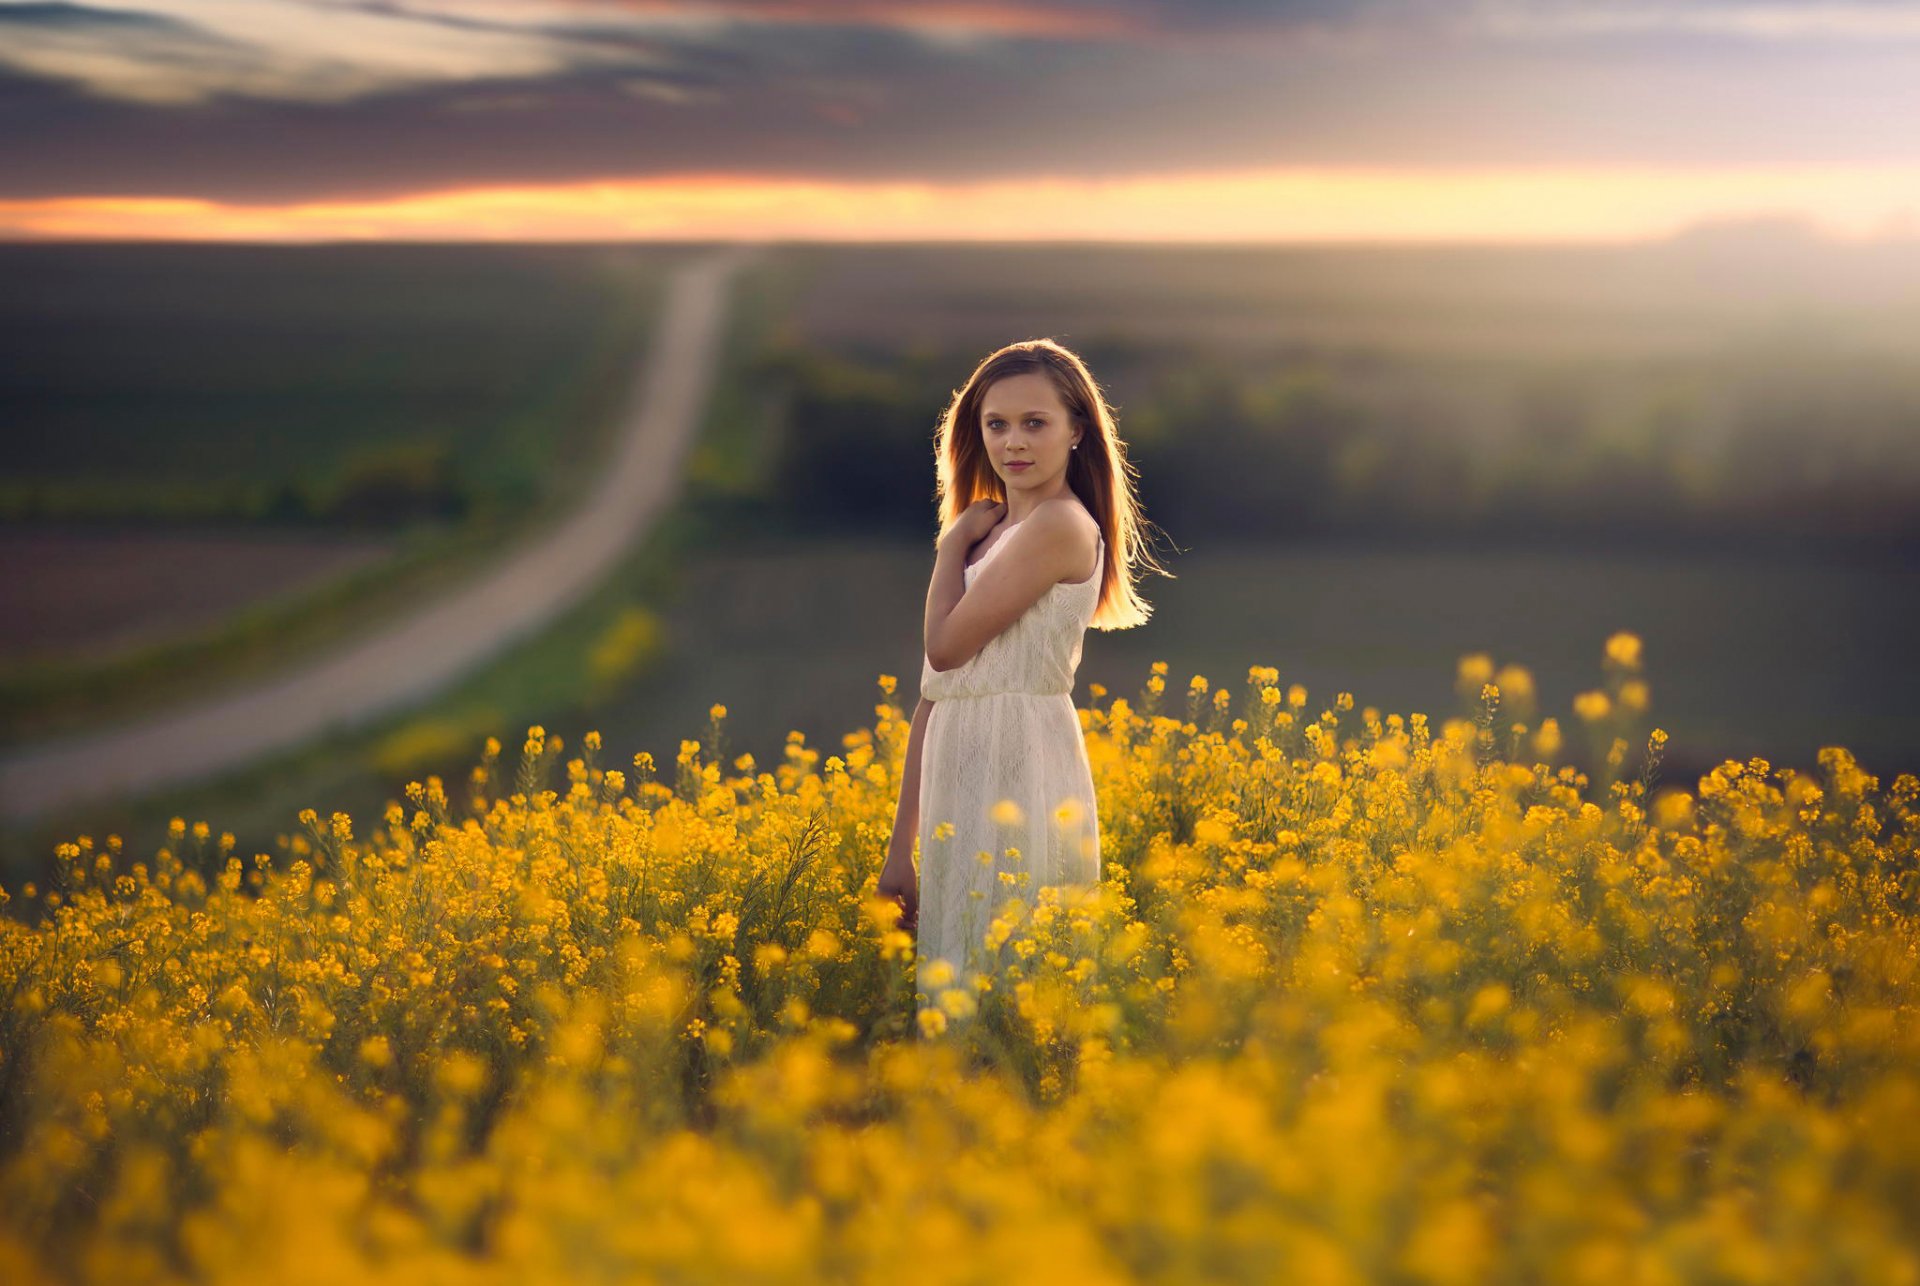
[917,1008,949,1038]
[1466,983,1510,1028]
[358,1035,392,1069]
[990,799,1026,827]
[1368,739,1408,771]
[1653,789,1693,829]
[1193,816,1233,845]
[1605,631,1643,671]
[1493,663,1536,708]
[1573,691,1611,723]
[938,988,978,1020]
[435,1049,488,1096]
[1456,652,1494,687]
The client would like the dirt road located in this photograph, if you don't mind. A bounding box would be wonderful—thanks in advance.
[0,243,761,822]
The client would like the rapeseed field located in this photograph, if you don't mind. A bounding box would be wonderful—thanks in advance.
[2,633,1915,1283]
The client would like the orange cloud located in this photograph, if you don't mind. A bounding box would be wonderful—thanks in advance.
[5,164,1918,243]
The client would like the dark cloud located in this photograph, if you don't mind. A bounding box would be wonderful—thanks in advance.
[0,2,193,32]
[0,0,1914,204]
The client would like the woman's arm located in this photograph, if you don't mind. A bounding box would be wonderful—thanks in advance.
[877,696,934,928]
[923,535,969,669]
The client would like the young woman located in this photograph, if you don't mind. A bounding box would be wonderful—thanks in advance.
[877,338,1162,999]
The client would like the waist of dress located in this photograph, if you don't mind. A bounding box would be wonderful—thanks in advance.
[932,685,1074,702]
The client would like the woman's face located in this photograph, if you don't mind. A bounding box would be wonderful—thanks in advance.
[980,371,1081,496]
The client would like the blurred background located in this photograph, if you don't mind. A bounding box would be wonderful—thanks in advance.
[2,0,1917,880]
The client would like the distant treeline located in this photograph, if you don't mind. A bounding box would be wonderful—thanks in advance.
[737,339,1920,555]
[0,437,481,528]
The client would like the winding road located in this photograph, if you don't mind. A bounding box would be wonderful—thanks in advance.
[0,243,762,823]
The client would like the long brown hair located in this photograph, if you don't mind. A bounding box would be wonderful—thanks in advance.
[932,338,1169,630]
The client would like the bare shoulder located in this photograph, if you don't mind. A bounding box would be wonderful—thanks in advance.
[1026,497,1100,578]
[1031,495,1100,542]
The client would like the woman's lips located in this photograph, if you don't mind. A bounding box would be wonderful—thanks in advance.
[1006,461,1033,471]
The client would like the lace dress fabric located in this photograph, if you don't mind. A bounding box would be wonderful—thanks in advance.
[915,527,1104,995]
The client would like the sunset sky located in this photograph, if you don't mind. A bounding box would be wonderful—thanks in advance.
[3,0,1918,242]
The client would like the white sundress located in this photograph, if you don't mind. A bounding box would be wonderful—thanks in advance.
[915,522,1105,999]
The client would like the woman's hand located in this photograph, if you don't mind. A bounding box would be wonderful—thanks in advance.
[941,499,1005,554]
[876,853,919,935]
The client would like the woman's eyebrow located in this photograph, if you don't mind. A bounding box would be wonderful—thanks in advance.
[984,409,1051,417]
